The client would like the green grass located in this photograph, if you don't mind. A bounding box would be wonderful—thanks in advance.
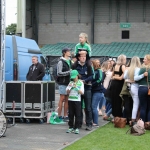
[64,123,150,150]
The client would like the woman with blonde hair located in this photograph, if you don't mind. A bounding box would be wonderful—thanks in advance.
[110,54,126,117]
[134,55,150,127]
[124,56,141,126]
[101,61,113,120]
[101,61,113,89]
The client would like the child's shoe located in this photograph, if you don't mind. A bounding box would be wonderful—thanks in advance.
[66,128,74,133]
[74,128,79,134]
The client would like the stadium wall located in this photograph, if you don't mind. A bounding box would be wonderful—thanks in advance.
[26,0,150,45]
[38,23,91,45]
[38,22,150,45]
[94,23,150,43]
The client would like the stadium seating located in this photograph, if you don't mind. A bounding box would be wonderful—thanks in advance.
[40,42,150,58]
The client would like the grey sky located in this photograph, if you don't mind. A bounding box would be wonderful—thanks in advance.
[6,0,17,26]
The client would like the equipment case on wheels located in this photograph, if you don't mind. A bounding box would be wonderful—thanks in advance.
[47,81,55,112]
[4,81,24,119]
[23,81,47,123]
[4,81,55,123]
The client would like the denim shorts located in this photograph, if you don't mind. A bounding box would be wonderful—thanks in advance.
[59,85,67,95]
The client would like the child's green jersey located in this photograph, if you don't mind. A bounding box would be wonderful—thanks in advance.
[66,80,84,101]
[75,42,91,57]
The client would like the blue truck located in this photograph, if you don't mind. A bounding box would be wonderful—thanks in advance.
[5,35,50,81]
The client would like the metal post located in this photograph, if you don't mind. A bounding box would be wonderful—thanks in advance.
[117,0,120,23]
[143,0,146,22]
[64,0,67,23]
[116,0,120,23]
[91,0,95,44]
[50,0,52,23]
[109,0,112,23]
[126,0,129,22]
[22,0,26,37]
[0,0,5,111]
[78,0,81,23]
[31,0,39,43]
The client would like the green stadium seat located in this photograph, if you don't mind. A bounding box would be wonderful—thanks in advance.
[40,42,150,58]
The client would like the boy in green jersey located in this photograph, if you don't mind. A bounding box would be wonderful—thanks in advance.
[66,70,84,134]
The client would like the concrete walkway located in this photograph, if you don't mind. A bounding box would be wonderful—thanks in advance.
[0,91,109,150]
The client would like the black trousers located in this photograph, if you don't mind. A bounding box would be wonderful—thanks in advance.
[68,101,81,129]
[123,95,133,123]
[80,90,93,127]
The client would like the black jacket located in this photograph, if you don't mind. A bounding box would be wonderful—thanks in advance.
[57,58,71,85]
[92,69,103,93]
[72,61,93,90]
[26,62,45,81]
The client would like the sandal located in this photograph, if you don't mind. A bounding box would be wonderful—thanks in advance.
[98,110,103,116]
[103,115,109,120]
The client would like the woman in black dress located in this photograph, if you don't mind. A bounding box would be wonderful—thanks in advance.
[110,55,126,117]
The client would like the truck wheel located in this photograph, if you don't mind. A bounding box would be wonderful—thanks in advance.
[20,118,24,123]
[39,119,44,124]
[7,118,12,123]
[26,119,30,124]
[43,117,47,122]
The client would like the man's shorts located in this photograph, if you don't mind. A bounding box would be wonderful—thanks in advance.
[58,85,67,95]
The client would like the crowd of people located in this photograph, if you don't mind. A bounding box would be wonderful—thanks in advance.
[56,32,150,134]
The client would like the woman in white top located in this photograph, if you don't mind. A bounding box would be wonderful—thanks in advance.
[124,56,141,126]
[102,61,113,89]
[102,61,113,120]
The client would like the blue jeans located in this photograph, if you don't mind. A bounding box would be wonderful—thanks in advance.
[99,93,106,109]
[92,92,103,124]
[105,103,112,117]
[138,86,150,122]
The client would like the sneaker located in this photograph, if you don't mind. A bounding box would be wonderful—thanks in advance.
[93,124,99,128]
[63,117,69,122]
[59,116,63,120]
[66,128,74,133]
[85,125,92,131]
[74,128,79,134]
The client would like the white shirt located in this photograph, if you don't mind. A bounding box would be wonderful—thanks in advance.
[66,80,84,101]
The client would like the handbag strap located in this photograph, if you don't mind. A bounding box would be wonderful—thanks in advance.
[146,68,149,89]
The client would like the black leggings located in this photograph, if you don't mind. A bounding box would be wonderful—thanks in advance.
[123,95,133,123]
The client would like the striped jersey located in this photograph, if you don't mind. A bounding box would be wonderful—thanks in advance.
[66,80,84,101]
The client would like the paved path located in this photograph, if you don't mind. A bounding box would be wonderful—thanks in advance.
[0,91,108,150]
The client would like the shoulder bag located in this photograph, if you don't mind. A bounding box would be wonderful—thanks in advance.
[114,117,127,128]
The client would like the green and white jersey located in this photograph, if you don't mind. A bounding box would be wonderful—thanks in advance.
[66,80,84,101]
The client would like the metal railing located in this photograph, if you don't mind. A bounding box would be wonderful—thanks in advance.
[0,0,5,111]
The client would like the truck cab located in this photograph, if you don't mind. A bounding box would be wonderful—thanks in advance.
[5,35,50,81]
